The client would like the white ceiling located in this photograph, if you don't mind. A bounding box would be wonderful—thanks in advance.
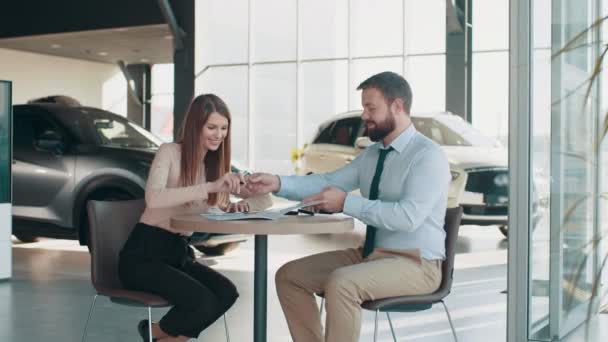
[0,24,173,65]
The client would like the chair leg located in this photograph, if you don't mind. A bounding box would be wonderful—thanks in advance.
[440,300,459,342]
[319,297,325,316]
[81,294,98,342]
[373,309,379,342]
[386,312,397,342]
[147,306,154,342]
[223,314,231,342]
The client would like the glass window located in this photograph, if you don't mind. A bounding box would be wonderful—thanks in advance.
[196,66,249,166]
[92,118,160,148]
[433,115,502,147]
[313,122,335,144]
[300,61,348,144]
[471,51,509,143]
[150,94,174,143]
[473,0,509,51]
[252,63,297,173]
[12,114,34,149]
[315,117,361,146]
[413,117,466,146]
[404,55,446,113]
[101,72,127,117]
[13,111,64,150]
[300,0,348,60]
[404,0,446,54]
[331,118,360,146]
[350,0,403,57]
[151,64,174,95]
[195,0,249,72]
[253,0,297,62]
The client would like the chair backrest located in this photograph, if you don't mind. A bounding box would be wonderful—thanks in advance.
[438,206,463,296]
[87,199,145,291]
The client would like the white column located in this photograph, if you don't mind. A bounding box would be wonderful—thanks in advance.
[0,203,11,279]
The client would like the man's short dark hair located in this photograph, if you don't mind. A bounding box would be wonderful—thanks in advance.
[357,71,413,114]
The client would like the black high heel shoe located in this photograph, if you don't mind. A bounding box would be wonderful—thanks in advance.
[137,319,158,342]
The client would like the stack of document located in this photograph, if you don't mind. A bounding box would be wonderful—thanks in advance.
[201,200,324,221]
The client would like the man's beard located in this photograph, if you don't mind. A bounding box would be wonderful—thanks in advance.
[367,112,396,142]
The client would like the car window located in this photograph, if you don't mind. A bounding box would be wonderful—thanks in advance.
[92,118,160,148]
[13,112,65,150]
[330,118,361,146]
[313,117,362,146]
[433,115,502,147]
[313,122,335,144]
[412,117,470,146]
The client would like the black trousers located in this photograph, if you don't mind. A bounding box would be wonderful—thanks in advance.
[118,223,239,338]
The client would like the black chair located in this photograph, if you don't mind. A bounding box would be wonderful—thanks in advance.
[319,206,463,342]
[81,199,231,342]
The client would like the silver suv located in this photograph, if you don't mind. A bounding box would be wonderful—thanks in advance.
[297,111,511,236]
[11,102,248,254]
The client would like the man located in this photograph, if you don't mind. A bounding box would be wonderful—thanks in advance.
[246,71,451,342]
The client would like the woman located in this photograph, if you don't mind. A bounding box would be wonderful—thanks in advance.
[119,94,271,342]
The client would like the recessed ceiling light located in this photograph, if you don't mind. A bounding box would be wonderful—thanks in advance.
[50,44,61,49]
[140,58,150,63]
[98,52,109,56]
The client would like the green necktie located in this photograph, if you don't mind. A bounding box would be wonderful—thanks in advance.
[362,147,392,257]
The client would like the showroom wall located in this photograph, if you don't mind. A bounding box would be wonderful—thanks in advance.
[0,48,125,114]
[192,0,447,174]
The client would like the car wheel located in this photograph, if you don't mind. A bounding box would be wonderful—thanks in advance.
[194,241,241,256]
[498,225,508,238]
[13,233,39,243]
[80,189,140,251]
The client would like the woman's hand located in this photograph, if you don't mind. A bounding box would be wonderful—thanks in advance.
[222,200,250,213]
[210,172,246,194]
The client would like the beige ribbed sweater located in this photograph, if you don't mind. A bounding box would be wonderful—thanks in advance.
[140,143,272,234]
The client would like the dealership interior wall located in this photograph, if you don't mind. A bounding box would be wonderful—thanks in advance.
[1,0,608,341]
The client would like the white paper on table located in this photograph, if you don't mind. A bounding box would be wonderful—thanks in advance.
[201,200,325,221]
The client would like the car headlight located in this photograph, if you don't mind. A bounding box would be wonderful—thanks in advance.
[450,171,461,181]
[493,173,509,187]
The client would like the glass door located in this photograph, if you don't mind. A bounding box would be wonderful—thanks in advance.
[510,0,604,341]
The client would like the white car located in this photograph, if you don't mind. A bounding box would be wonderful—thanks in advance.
[296,111,510,236]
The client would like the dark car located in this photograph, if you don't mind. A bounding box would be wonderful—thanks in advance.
[11,102,246,254]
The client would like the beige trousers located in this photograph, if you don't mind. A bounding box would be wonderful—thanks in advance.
[275,248,442,342]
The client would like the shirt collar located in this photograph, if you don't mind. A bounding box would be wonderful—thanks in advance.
[379,123,416,154]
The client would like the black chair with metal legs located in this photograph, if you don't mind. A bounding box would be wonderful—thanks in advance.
[81,199,231,342]
[319,206,463,342]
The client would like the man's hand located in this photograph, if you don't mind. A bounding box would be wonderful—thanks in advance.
[245,173,281,194]
[302,186,347,213]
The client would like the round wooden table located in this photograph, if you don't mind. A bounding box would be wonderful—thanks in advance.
[171,214,354,342]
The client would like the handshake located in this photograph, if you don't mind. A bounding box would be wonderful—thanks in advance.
[212,172,347,214]
[209,172,281,213]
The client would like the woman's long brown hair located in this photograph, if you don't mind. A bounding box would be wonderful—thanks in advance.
[177,94,231,206]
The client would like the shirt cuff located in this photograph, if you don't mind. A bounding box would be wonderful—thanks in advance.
[343,193,364,219]
[275,175,293,197]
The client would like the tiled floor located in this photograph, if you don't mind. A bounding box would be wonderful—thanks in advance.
[0,224,605,341]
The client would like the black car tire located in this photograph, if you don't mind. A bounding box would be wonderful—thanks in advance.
[498,225,508,238]
[194,241,241,256]
[13,233,39,243]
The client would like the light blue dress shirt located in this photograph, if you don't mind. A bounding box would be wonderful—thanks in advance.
[276,124,451,260]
